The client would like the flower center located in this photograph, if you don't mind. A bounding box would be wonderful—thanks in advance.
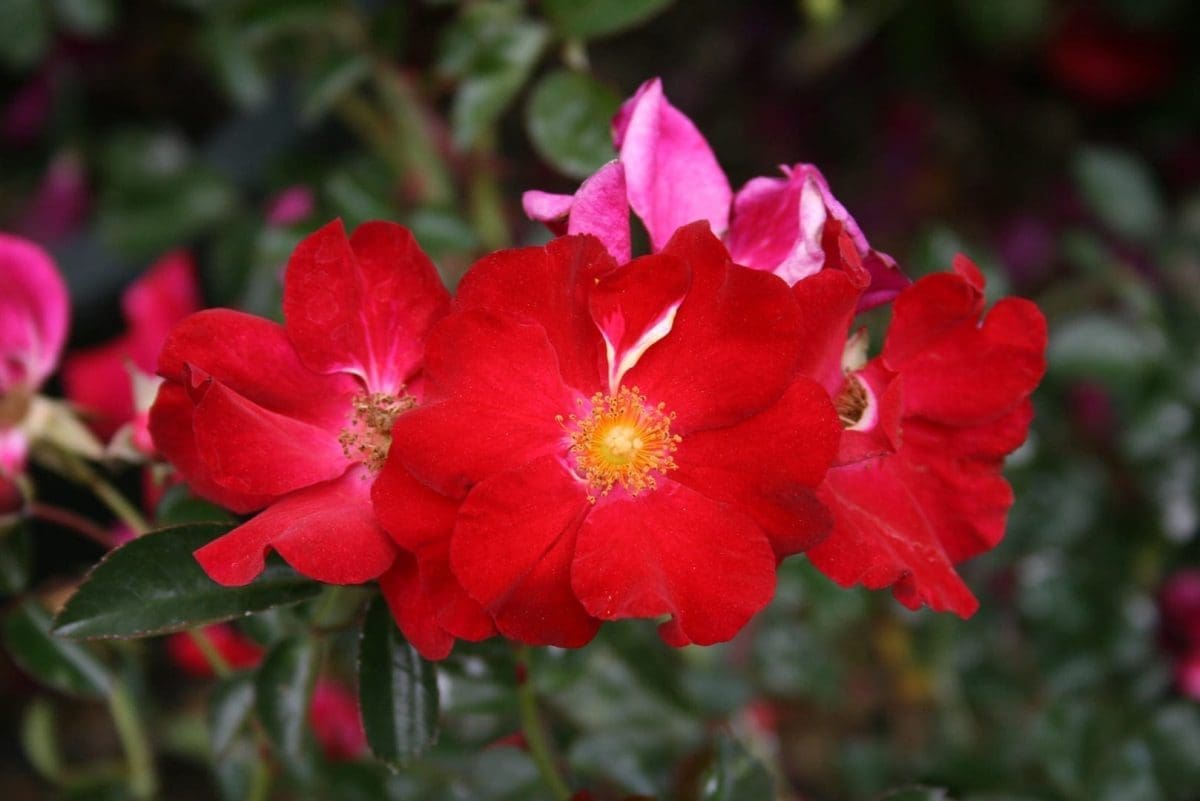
[559,385,680,502]
[338,391,415,473]
[834,373,876,431]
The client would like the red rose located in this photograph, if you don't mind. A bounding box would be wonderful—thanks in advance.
[165,623,263,678]
[373,223,840,655]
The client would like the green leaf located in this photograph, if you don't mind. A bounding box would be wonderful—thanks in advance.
[875,788,954,801]
[52,0,115,36]
[439,3,549,148]
[20,699,65,784]
[201,21,270,109]
[255,636,317,765]
[357,596,440,766]
[1074,147,1166,241]
[300,51,370,123]
[1048,313,1167,380]
[699,734,774,801]
[209,673,256,756]
[1148,703,1200,796]
[53,523,321,639]
[98,166,237,259]
[525,70,619,179]
[0,521,31,596]
[3,600,112,699]
[0,0,51,69]
[155,484,234,527]
[542,0,673,39]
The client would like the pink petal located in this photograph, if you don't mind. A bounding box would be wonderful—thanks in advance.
[614,78,731,250]
[264,185,315,227]
[0,233,68,394]
[194,467,395,586]
[521,191,574,235]
[283,219,450,394]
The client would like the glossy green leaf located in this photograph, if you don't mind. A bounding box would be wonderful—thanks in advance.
[53,523,321,640]
[699,734,774,801]
[1074,147,1166,242]
[357,596,439,766]
[542,0,673,39]
[255,637,317,770]
[526,70,620,179]
[0,0,51,69]
[209,673,256,756]
[0,521,31,596]
[4,600,112,699]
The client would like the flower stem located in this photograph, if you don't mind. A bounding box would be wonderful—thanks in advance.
[514,646,571,801]
[54,451,149,535]
[107,681,157,800]
[187,627,231,678]
[27,502,119,549]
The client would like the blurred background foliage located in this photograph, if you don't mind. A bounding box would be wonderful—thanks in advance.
[1,0,1199,799]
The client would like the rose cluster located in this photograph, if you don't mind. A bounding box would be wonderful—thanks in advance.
[144,79,1047,659]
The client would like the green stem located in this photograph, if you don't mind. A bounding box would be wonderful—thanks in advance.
[27,502,120,549]
[108,682,157,800]
[56,451,149,535]
[246,758,273,801]
[469,139,509,251]
[187,627,231,678]
[514,647,571,801]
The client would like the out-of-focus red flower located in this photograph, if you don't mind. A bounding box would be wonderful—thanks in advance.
[165,624,264,677]
[149,220,451,649]
[373,224,840,656]
[63,251,200,444]
[14,151,90,246]
[265,185,316,227]
[1159,569,1200,654]
[1175,649,1200,700]
[309,679,367,761]
[0,234,70,510]
[1,68,53,145]
[1045,7,1178,106]
[523,77,908,311]
[1067,380,1116,445]
[796,255,1047,616]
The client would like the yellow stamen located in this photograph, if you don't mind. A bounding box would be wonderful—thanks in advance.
[559,385,681,503]
[338,391,415,473]
[834,374,869,429]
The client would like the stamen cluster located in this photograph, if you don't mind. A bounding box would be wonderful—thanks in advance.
[339,391,416,473]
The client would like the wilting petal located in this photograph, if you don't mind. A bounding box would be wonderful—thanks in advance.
[283,219,450,394]
[589,251,690,390]
[0,233,68,394]
[613,78,731,250]
[451,455,598,648]
[455,236,613,392]
[159,309,357,432]
[521,191,574,235]
[572,481,777,645]
[379,553,456,661]
[624,223,802,433]
[672,377,840,558]
[522,161,631,265]
[858,250,910,313]
[194,467,395,585]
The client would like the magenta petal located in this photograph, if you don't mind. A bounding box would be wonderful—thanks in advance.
[615,78,731,250]
[522,191,574,233]
[522,162,631,264]
[0,233,68,394]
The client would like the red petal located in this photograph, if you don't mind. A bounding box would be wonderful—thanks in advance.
[810,457,980,617]
[454,236,614,392]
[881,269,986,370]
[147,383,273,514]
[194,467,395,585]
[283,220,450,393]
[62,337,135,439]
[121,251,201,370]
[159,309,357,432]
[589,251,691,389]
[791,269,863,395]
[572,481,776,645]
[378,553,456,661]
[451,455,598,648]
[672,377,840,557]
[624,223,802,432]
[391,309,573,497]
[190,376,349,497]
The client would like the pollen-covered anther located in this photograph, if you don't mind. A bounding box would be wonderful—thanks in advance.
[834,373,871,430]
[338,391,416,473]
[561,385,681,502]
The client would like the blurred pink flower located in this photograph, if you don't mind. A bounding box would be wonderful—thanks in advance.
[264,185,316,227]
[524,77,907,311]
[15,152,90,245]
[310,680,366,761]
[62,251,200,444]
[1,68,53,145]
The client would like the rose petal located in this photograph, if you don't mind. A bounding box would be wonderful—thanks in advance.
[572,481,777,645]
[0,233,68,393]
[194,467,395,585]
[379,554,456,661]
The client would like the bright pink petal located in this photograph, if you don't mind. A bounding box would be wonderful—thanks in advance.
[0,233,68,393]
[454,236,614,392]
[283,219,450,394]
[147,383,273,514]
[390,309,575,497]
[589,251,690,389]
[522,161,631,265]
[521,191,574,234]
[379,553,456,661]
[672,377,840,558]
[726,168,825,284]
[623,223,802,432]
[451,456,598,648]
[572,481,777,645]
[159,309,357,432]
[264,185,315,227]
[194,467,395,585]
[614,78,731,250]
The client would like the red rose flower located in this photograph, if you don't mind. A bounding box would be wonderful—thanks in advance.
[165,623,263,677]
[795,255,1047,616]
[149,220,450,611]
[373,223,840,654]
